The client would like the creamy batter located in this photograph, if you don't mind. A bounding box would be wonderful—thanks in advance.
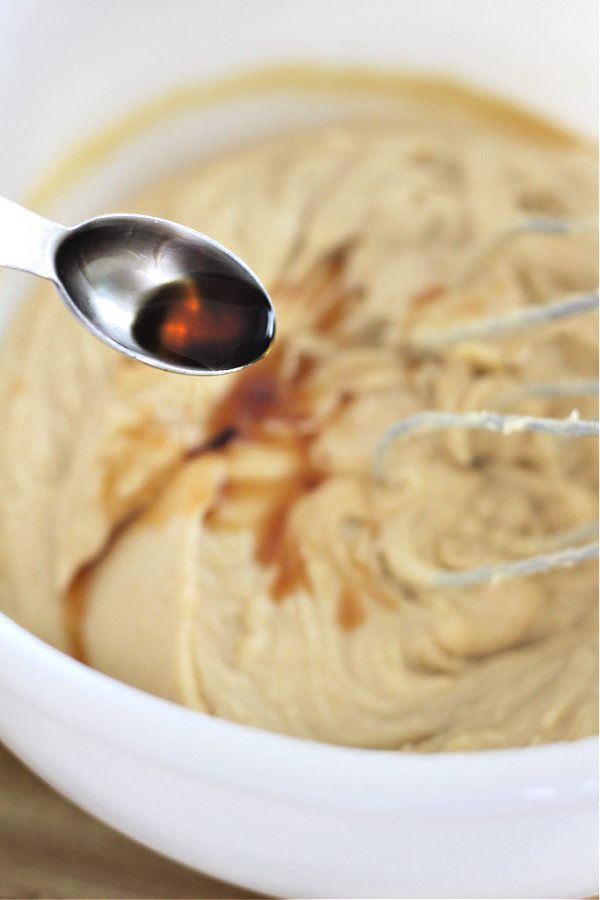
[0,86,597,750]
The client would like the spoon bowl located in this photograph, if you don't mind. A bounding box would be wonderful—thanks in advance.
[0,198,275,375]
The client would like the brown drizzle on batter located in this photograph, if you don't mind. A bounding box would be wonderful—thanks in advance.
[63,248,365,662]
[65,510,140,663]
[65,567,91,664]
[338,588,366,630]
[203,348,326,601]
[201,248,362,605]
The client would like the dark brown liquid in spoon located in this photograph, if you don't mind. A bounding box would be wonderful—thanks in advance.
[132,273,274,371]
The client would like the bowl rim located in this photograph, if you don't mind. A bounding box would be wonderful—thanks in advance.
[1,609,597,818]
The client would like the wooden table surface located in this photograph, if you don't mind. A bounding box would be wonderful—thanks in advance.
[0,741,264,899]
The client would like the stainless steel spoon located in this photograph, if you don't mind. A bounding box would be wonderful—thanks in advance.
[0,196,275,375]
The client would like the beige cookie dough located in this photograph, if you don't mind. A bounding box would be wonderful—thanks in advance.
[0,87,597,750]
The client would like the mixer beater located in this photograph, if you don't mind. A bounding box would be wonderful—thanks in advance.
[375,217,599,590]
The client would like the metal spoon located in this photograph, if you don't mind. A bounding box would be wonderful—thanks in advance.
[0,196,275,375]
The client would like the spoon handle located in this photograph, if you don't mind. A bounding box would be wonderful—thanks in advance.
[0,196,65,281]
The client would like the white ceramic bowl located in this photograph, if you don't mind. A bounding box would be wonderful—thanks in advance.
[0,2,597,897]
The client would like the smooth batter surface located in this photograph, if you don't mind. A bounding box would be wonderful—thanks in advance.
[0,88,597,750]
